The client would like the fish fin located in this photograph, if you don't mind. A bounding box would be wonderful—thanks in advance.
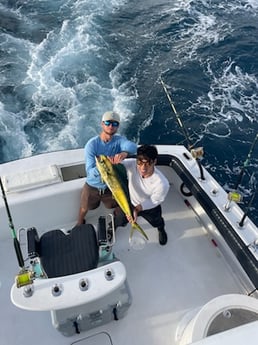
[130,223,149,241]
[129,226,134,241]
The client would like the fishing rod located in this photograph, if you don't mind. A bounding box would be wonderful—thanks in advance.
[160,77,193,150]
[160,77,205,181]
[0,176,24,269]
[239,190,257,228]
[226,133,258,208]
[234,133,258,191]
[0,177,46,288]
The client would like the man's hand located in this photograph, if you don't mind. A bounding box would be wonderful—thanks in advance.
[126,214,134,223]
[108,152,128,164]
[132,204,142,222]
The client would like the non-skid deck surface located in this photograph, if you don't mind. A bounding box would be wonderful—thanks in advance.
[103,187,242,345]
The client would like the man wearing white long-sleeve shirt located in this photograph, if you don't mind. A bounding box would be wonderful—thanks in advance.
[115,144,170,245]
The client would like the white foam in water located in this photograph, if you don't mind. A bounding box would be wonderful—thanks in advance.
[0,0,133,163]
[194,60,258,137]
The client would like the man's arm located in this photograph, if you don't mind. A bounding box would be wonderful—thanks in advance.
[109,137,137,164]
[84,140,100,179]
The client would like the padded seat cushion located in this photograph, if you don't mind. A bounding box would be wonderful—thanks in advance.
[39,224,99,278]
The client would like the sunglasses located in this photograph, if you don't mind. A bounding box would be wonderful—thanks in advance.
[137,159,153,167]
[103,120,119,127]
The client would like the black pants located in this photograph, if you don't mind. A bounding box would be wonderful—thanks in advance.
[114,204,165,230]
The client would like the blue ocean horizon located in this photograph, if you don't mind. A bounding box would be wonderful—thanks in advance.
[0,0,257,225]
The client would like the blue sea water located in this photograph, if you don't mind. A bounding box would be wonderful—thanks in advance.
[0,0,257,225]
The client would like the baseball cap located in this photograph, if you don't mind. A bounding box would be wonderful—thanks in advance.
[102,111,120,123]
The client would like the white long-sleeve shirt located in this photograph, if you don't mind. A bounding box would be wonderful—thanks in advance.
[122,158,170,210]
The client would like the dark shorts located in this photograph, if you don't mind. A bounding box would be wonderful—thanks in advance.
[85,183,118,210]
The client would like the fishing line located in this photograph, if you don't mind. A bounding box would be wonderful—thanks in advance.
[0,176,25,268]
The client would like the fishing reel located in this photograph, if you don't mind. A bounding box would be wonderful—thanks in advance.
[228,191,243,203]
[224,191,243,211]
[15,269,34,288]
[16,257,47,288]
[191,147,204,159]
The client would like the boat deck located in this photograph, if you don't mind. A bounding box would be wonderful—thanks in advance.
[0,183,243,345]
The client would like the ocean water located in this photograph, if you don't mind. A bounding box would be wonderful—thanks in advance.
[0,0,257,225]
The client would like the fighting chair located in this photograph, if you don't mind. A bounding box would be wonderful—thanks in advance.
[27,224,99,278]
[25,219,131,337]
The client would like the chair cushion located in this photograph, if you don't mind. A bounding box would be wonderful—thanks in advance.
[39,224,99,278]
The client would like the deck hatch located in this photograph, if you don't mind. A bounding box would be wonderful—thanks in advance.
[2,165,62,193]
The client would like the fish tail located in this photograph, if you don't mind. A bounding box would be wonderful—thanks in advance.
[130,222,149,240]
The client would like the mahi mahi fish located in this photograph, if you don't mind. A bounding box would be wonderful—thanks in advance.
[95,155,149,241]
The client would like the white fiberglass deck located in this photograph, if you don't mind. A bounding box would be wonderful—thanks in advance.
[0,183,243,345]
